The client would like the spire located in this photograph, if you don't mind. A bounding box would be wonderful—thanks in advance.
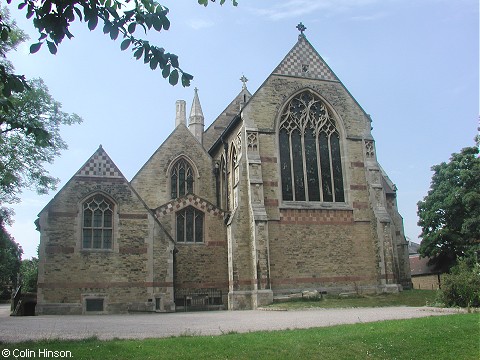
[188,87,205,144]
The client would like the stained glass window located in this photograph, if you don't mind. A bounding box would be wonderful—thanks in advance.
[279,91,345,202]
[171,159,194,199]
[82,195,114,249]
[176,207,204,243]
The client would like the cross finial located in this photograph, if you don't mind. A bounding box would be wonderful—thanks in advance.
[240,75,248,89]
[296,22,306,36]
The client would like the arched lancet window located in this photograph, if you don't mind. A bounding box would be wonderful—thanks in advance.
[176,206,204,243]
[82,195,114,249]
[229,145,239,210]
[170,158,194,199]
[279,91,345,203]
[219,156,227,209]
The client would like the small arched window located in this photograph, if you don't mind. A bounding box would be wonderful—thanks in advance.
[82,195,114,249]
[170,159,194,199]
[279,91,345,203]
[176,206,204,243]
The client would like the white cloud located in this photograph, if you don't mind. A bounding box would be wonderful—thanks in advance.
[350,12,388,21]
[248,0,384,21]
[186,19,215,30]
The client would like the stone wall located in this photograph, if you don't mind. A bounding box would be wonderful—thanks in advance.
[155,195,229,298]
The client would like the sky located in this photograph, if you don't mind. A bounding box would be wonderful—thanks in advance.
[4,0,479,259]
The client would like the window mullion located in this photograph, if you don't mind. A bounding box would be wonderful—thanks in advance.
[316,130,323,202]
[288,131,295,201]
[328,134,336,202]
[300,129,308,201]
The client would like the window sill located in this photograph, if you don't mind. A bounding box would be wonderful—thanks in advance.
[80,249,114,253]
[279,201,353,211]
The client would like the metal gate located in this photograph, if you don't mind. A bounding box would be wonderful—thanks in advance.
[174,288,223,311]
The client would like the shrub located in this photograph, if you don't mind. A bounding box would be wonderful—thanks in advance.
[438,259,480,307]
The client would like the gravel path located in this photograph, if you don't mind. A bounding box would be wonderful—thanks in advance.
[0,304,462,343]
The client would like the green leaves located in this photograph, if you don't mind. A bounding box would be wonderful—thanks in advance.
[0,27,8,41]
[198,0,238,6]
[168,69,178,86]
[12,0,238,88]
[29,42,42,54]
[109,26,119,40]
[29,41,57,55]
[181,73,193,87]
[0,78,82,206]
[128,22,136,34]
[87,15,98,31]
[120,39,131,51]
[46,41,57,55]
[0,67,29,98]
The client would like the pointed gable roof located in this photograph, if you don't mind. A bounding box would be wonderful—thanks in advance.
[75,145,124,179]
[203,87,252,151]
[273,35,339,82]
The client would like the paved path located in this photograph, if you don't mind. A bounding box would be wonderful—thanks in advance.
[0,304,462,343]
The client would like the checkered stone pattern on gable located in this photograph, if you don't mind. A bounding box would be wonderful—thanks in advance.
[273,37,338,82]
[76,151,122,178]
[156,194,224,218]
[279,208,353,224]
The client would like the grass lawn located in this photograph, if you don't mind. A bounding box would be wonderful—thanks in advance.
[266,289,439,310]
[1,313,478,359]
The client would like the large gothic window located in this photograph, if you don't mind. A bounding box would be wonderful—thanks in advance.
[279,91,345,202]
[82,195,114,249]
[171,159,194,199]
[176,207,204,243]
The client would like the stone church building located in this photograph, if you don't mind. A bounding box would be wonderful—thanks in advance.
[36,30,411,314]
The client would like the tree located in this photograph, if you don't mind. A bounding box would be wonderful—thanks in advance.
[0,77,82,205]
[417,144,480,272]
[0,209,22,299]
[1,7,81,206]
[20,257,38,292]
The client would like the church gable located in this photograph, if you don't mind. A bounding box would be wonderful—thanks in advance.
[273,34,339,82]
[75,145,124,179]
[131,123,216,210]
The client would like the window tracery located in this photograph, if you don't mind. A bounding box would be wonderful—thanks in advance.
[170,159,194,199]
[82,195,114,249]
[279,91,345,202]
[176,206,204,243]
